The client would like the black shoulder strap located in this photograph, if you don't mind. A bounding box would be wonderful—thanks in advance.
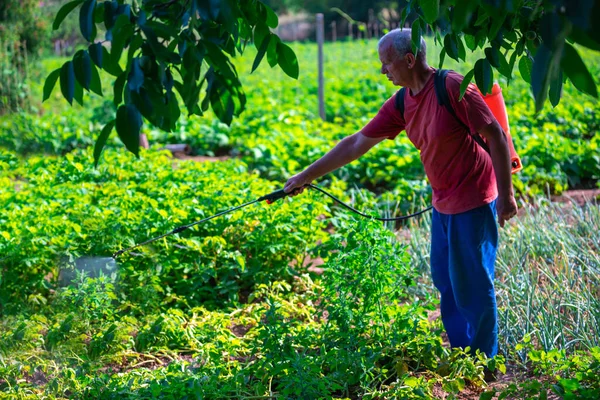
[434,69,491,154]
[395,87,406,116]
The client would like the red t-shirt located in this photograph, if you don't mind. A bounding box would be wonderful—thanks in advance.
[361,69,497,214]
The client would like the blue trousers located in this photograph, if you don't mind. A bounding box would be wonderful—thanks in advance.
[430,200,499,357]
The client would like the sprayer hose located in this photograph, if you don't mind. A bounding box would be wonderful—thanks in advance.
[307,184,432,222]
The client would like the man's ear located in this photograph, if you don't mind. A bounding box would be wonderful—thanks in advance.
[406,53,416,69]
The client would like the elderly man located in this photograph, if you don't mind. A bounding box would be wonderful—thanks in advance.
[283,29,518,358]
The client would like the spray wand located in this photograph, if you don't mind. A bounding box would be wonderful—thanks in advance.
[112,184,432,259]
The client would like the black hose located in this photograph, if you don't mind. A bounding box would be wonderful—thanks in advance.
[307,183,432,222]
[112,184,432,258]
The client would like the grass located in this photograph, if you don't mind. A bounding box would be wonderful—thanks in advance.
[401,195,600,359]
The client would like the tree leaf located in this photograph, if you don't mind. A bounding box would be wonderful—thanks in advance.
[94,120,115,167]
[488,11,507,41]
[267,35,280,67]
[459,69,474,101]
[411,19,422,56]
[73,50,92,90]
[451,0,476,32]
[464,34,477,51]
[89,62,103,96]
[276,42,299,79]
[43,68,61,102]
[549,70,563,107]
[88,43,103,67]
[485,47,500,68]
[519,56,533,84]
[438,48,446,69]
[420,0,439,24]
[444,34,459,61]
[79,0,97,42]
[457,35,466,61]
[115,104,142,157]
[474,58,493,94]
[264,3,278,28]
[74,79,84,106]
[110,14,133,70]
[561,42,598,98]
[127,58,144,93]
[252,34,271,73]
[114,72,127,106]
[253,22,270,51]
[531,44,553,112]
[60,61,76,105]
[53,0,84,30]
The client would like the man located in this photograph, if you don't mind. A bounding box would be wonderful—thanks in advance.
[283,29,518,358]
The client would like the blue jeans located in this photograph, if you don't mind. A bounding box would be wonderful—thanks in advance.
[430,200,499,357]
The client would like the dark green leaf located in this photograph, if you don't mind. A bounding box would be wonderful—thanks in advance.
[53,0,84,30]
[89,62,102,96]
[497,49,512,81]
[127,58,144,93]
[264,3,278,28]
[457,35,466,61]
[114,72,127,106]
[102,46,122,76]
[569,27,600,51]
[485,47,500,68]
[79,0,97,41]
[94,120,115,167]
[276,42,299,79]
[464,34,477,51]
[74,80,84,106]
[88,43,103,67]
[411,19,422,55]
[267,35,280,67]
[167,93,180,131]
[73,50,92,90]
[459,69,474,100]
[254,22,270,50]
[252,34,271,73]
[60,61,76,105]
[438,48,446,69]
[43,68,61,102]
[103,0,117,30]
[561,42,598,98]
[110,14,133,69]
[488,12,507,41]
[452,0,476,32]
[115,104,142,156]
[549,70,563,107]
[519,56,533,84]
[474,8,488,26]
[444,34,459,61]
[531,44,553,112]
[474,58,493,94]
[420,0,439,24]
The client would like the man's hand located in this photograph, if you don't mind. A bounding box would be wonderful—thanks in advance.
[496,195,518,227]
[284,172,312,197]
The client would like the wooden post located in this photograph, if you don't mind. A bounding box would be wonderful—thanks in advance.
[331,20,336,42]
[316,13,325,121]
[348,21,353,40]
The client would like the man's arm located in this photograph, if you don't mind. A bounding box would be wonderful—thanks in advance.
[478,120,518,227]
[284,132,386,195]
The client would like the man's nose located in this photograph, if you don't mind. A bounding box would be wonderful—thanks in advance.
[381,65,387,74]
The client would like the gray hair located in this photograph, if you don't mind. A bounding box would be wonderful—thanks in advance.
[378,28,427,60]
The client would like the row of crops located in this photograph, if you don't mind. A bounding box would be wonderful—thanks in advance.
[1,39,599,398]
